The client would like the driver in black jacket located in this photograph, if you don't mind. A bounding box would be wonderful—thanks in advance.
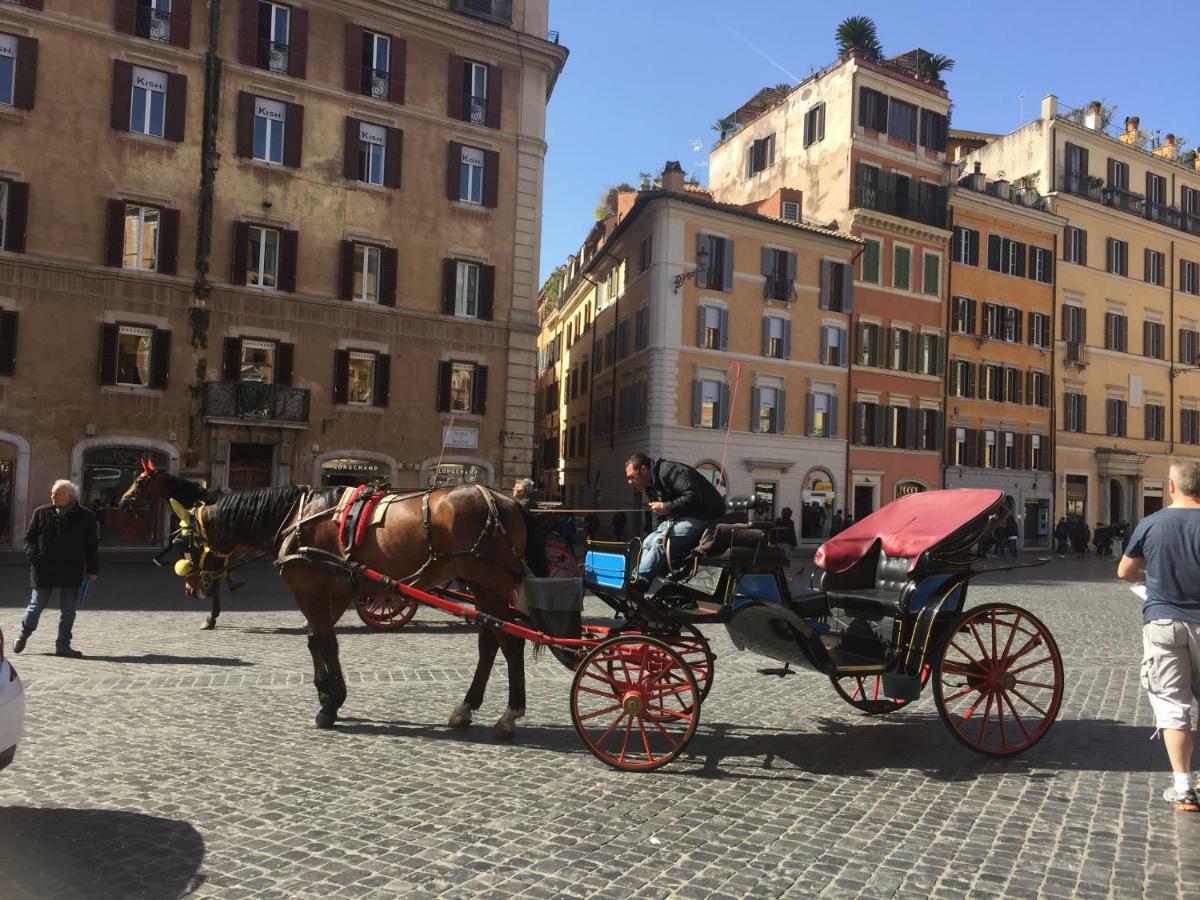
[624,453,726,599]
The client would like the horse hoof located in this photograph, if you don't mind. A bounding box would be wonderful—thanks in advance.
[494,708,524,741]
[448,702,473,728]
[201,618,216,630]
[315,711,337,729]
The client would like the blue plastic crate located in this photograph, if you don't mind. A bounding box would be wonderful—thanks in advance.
[584,550,626,588]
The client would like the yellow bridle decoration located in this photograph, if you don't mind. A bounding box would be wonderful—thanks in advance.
[168,499,232,584]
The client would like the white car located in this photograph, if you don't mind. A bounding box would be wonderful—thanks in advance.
[0,626,25,770]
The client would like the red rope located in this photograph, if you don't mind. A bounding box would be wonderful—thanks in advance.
[717,361,742,492]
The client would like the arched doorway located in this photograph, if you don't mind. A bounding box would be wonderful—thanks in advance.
[82,446,170,546]
[0,447,15,546]
[801,468,835,541]
[1109,479,1123,525]
[895,480,927,499]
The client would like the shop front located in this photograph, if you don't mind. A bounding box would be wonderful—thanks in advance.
[800,468,836,542]
[320,457,393,489]
[81,446,170,547]
[0,456,14,546]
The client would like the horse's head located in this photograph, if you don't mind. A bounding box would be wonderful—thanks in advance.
[118,457,164,511]
[168,499,227,600]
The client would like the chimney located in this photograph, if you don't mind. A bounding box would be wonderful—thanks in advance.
[1084,100,1103,131]
[1154,133,1178,161]
[661,160,685,193]
[1040,95,1058,121]
[971,161,986,191]
[1119,116,1140,145]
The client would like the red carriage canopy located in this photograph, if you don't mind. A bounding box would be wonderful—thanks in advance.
[814,488,1004,574]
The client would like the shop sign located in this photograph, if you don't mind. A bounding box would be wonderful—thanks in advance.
[443,427,479,449]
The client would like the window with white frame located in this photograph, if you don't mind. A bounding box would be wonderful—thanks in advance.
[137,0,173,43]
[822,326,843,366]
[982,430,997,468]
[0,34,16,107]
[1146,249,1164,286]
[361,31,391,99]
[122,205,160,272]
[951,360,971,397]
[247,225,279,288]
[356,122,386,186]
[1065,227,1086,264]
[757,387,779,433]
[129,66,167,138]
[1030,434,1044,469]
[459,145,485,204]
[699,379,721,428]
[953,427,968,465]
[116,325,154,386]
[765,316,786,359]
[1030,246,1052,283]
[811,392,832,437]
[1029,312,1051,348]
[922,251,940,296]
[239,339,276,383]
[860,237,881,283]
[259,1,291,73]
[918,333,940,375]
[449,362,475,412]
[701,305,722,349]
[346,351,376,405]
[455,261,480,317]
[893,245,912,290]
[253,97,286,165]
[353,244,381,303]
[1002,431,1016,468]
[1183,260,1199,295]
[465,61,488,125]
[781,200,801,222]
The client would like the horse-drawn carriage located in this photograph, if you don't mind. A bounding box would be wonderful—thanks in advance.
[161,479,1063,771]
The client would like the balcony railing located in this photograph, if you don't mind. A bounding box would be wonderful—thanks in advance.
[1102,186,1144,216]
[852,184,947,229]
[1064,341,1090,367]
[1060,170,1104,201]
[203,381,310,426]
[1146,200,1182,229]
[136,6,171,43]
[464,95,487,125]
[450,0,512,26]
[361,67,390,100]
[257,39,289,74]
[763,277,794,302]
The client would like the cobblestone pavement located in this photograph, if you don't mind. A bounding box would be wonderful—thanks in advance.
[2,555,1199,899]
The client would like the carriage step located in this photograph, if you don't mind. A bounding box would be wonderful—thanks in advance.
[824,646,891,672]
[825,588,905,615]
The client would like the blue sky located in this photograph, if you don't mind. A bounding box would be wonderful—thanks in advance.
[539,0,1200,282]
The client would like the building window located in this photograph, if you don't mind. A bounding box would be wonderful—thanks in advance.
[1181,328,1199,366]
[887,405,910,448]
[781,200,801,222]
[764,316,787,359]
[982,364,1003,402]
[892,245,912,291]
[699,234,730,292]
[821,325,844,366]
[803,102,825,147]
[1108,238,1128,276]
[637,234,652,273]
[1104,312,1128,352]
[917,333,941,376]
[0,180,7,248]
[810,392,832,438]
[1146,249,1165,286]
[1002,432,1017,469]
[982,303,1003,339]
[0,34,16,107]
[1029,312,1051,349]
[1110,159,1128,190]
[1064,392,1086,432]
[1146,404,1165,441]
[1028,371,1049,407]
[1106,398,1127,437]
[951,359,972,398]
[356,122,387,185]
[116,325,154,387]
[1002,307,1022,343]
[1145,321,1165,359]
[238,339,276,382]
[952,296,975,335]
[1004,366,1021,404]
[1029,434,1044,470]
[1182,260,1199,296]
[854,402,881,446]
[247,225,279,288]
[755,386,779,434]
[888,327,912,371]
[635,305,649,350]
[448,361,476,412]
[953,427,968,466]
[1182,409,1200,445]
[860,237,881,284]
[455,261,480,317]
[129,66,167,137]
[700,305,724,349]
[257,1,291,74]
[857,322,882,367]
[352,244,381,303]
[888,99,917,143]
[952,226,979,266]
[762,248,794,301]
[459,145,485,204]
[1065,227,1087,265]
[253,97,286,164]
[122,205,159,271]
[746,134,775,176]
[1062,305,1085,344]
[982,430,997,468]
[345,351,376,405]
[698,379,722,429]
[463,60,488,125]
[1030,247,1053,284]
[922,252,940,297]
[360,31,391,99]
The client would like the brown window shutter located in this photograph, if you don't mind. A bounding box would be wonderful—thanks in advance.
[389,38,406,105]
[288,6,308,79]
[275,342,294,386]
[478,264,495,320]
[0,310,17,376]
[384,127,403,189]
[231,221,249,284]
[98,323,119,385]
[149,329,171,389]
[3,181,29,252]
[485,64,502,129]
[235,92,255,158]
[158,207,180,275]
[338,240,354,299]
[170,0,192,48]
[471,365,488,415]
[222,337,243,381]
[447,54,464,119]
[21,0,43,8]
[343,117,359,180]
[373,353,391,407]
[114,0,136,34]
[379,248,397,307]
[278,229,298,292]
[436,360,452,411]
[12,37,37,110]
[104,199,126,267]
[333,350,350,404]
[110,60,133,131]
[483,150,499,208]
[1106,158,1116,186]
[238,0,259,66]
[344,24,363,93]
[442,258,456,314]
[282,102,304,167]
[446,141,461,201]
[164,73,187,141]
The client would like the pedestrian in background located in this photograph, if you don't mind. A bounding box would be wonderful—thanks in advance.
[773,507,798,557]
[830,509,845,536]
[511,478,537,510]
[14,479,99,658]
[1118,459,1200,811]
[1054,517,1070,557]
[610,510,627,541]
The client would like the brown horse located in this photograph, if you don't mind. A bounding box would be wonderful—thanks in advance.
[171,483,544,738]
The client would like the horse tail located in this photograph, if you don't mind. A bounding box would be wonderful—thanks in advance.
[516,501,547,578]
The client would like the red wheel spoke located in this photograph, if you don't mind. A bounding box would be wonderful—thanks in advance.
[1009,686,1050,718]
[948,640,985,669]
[1003,630,1045,666]
[594,710,627,746]
[577,702,623,721]
[581,668,624,692]
[967,623,990,662]
[871,677,881,700]
[1008,656,1053,676]
[638,719,655,764]
[942,683,983,703]
[999,612,1021,663]
[977,692,995,744]
[850,676,865,700]
[996,692,1007,752]
[1014,679,1057,689]
[616,714,633,764]
[990,615,999,664]
[646,705,694,723]
[576,684,622,700]
[999,690,1032,741]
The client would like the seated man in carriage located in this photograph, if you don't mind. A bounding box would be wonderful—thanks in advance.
[622,453,727,602]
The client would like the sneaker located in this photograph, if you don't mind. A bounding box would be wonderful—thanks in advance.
[54,648,84,659]
[13,634,26,654]
[1162,786,1200,811]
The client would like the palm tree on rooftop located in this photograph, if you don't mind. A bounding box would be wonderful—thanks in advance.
[835,16,883,62]
[915,51,955,84]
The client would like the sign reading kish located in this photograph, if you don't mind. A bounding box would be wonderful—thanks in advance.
[256,99,286,121]
[133,66,168,94]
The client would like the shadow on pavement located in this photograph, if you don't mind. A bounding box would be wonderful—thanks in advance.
[240,620,478,637]
[0,806,205,900]
[80,653,254,667]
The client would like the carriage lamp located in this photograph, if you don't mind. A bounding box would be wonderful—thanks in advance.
[672,246,709,294]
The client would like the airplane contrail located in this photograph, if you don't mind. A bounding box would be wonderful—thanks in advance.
[730,29,801,85]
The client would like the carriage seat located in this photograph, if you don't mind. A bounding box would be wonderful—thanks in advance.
[693,523,790,570]
[821,551,915,615]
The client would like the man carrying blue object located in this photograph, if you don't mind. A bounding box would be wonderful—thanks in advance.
[1118,459,1200,812]
[623,453,726,602]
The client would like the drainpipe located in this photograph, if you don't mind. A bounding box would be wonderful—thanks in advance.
[1050,228,1060,520]
[943,202,956,490]
[186,0,222,473]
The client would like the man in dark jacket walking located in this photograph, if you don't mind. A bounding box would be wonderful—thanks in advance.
[15,479,98,658]
[623,454,726,598]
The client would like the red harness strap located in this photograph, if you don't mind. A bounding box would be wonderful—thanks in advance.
[337,485,388,555]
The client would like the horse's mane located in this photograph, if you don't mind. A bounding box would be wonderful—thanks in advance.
[158,472,208,507]
[202,485,307,551]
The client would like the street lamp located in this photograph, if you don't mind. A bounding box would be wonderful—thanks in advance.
[672,246,709,294]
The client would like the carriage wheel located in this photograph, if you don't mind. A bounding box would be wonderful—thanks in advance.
[356,595,419,631]
[831,665,931,715]
[662,625,716,704]
[932,603,1063,756]
[571,635,700,771]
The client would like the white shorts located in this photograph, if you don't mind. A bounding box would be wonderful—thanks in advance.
[1141,620,1200,730]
